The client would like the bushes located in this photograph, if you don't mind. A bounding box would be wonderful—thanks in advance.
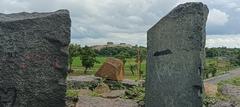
[124,86,145,102]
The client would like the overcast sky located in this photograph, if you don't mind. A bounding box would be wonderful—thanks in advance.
[0,0,240,48]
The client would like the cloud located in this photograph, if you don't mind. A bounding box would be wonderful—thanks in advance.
[208,0,239,9]
[236,8,240,12]
[0,0,29,13]
[206,34,240,48]
[207,9,229,26]
[0,0,239,47]
[72,32,146,46]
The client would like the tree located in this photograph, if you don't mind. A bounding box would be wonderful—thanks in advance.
[204,62,217,79]
[209,63,217,77]
[204,67,210,79]
[129,64,137,76]
[114,51,129,64]
[80,46,98,74]
[68,44,81,72]
[204,63,217,78]
[237,53,240,65]
[135,47,147,80]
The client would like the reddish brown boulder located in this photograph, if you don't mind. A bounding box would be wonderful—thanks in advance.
[95,57,124,81]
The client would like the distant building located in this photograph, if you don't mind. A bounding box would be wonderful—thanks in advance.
[91,42,132,51]
[107,42,114,45]
[120,43,126,45]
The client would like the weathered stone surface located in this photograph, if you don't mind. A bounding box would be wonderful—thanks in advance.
[76,96,138,107]
[78,89,92,96]
[101,90,126,98]
[0,10,71,107]
[67,76,101,89]
[146,2,208,107]
[94,83,111,94]
[67,76,144,90]
[95,57,124,81]
[66,97,78,107]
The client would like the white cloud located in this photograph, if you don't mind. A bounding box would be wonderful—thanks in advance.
[206,34,240,48]
[72,32,147,46]
[236,8,240,12]
[209,0,239,9]
[207,9,229,26]
[0,0,29,13]
[0,0,239,47]
[175,0,200,5]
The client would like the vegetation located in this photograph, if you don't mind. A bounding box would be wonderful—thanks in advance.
[204,77,240,107]
[68,44,240,80]
[204,47,240,79]
[68,44,81,71]
[67,45,240,106]
[203,95,218,107]
[124,86,145,102]
[204,62,217,79]
[80,46,98,74]
[66,89,80,97]
[68,45,147,80]
[218,77,240,86]
[96,46,138,57]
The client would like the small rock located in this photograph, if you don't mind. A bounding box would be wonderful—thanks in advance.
[94,83,111,94]
[67,75,100,89]
[78,89,92,96]
[66,97,78,107]
[76,96,138,107]
[138,101,145,107]
[101,90,126,98]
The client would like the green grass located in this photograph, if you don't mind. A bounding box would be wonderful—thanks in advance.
[69,56,146,80]
[66,89,80,97]
[206,58,236,76]
[69,56,237,80]
[218,77,240,86]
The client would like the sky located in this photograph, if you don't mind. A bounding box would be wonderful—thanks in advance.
[0,0,239,48]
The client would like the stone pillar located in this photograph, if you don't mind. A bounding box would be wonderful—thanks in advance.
[145,2,208,107]
[0,10,71,107]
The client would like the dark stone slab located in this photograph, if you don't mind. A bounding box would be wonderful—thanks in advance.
[145,2,208,107]
[0,10,71,107]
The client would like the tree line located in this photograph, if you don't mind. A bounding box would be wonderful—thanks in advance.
[69,44,240,79]
[204,47,240,79]
[68,44,147,78]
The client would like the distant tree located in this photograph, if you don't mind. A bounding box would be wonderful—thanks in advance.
[69,44,81,72]
[114,51,129,64]
[237,53,240,65]
[135,47,147,80]
[209,63,217,77]
[204,62,217,79]
[80,46,98,74]
[129,64,137,76]
[206,48,218,58]
[97,46,145,58]
[204,67,210,79]
[229,52,240,66]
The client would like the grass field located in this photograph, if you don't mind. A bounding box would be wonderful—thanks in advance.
[218,77,240,86]
[206,58,237,76]
[69,57,146,80]
[68,57,236,80]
